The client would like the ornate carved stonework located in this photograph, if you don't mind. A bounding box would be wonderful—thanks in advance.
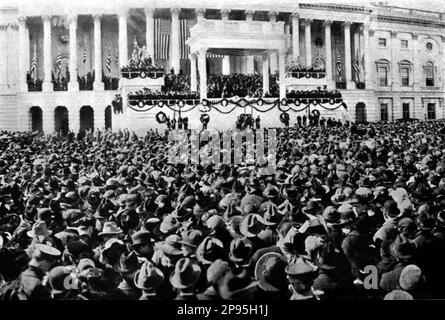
[245,10,255,20]
[412,33,419,40]
[170,8,180,16]
[144,8,155,16]
[221,9,230,19]
[291,12,300,20]
[342,21,352,28]
[303,19,313,27]
[369,29,375,36]
[195,8,206,17]
[390,31,398,39]
[323,20,333,27]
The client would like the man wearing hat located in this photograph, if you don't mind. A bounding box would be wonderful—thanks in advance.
[197,259,231,300]
[219,270,259,300]
[254,252,290,300]
[117,251,142,300]
[240,214,267,251]
[131,230,155,261]
[20,244,61,299]
[180,229,203,259]
[134,261,164,300]
[285,259,320,300]
[170,257,201,300]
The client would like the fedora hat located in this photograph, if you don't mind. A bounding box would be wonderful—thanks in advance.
[196,237,225,265]
[302,200,323,215]
[263,183,280,199]
[285,259,318,277]
[219,270,259,300]
[240,214,265,238]
[131,230,154,246]
[262,202,284,226]
[390,235,416,260]
[118,251,141,273]
[160,215,180,234]
[229,238,252,263]
[180,229,203,248]
[255,252,287,292]
[134,261,164,291]
[169,257,201,289]
[98,221,123,236]
[322,206,340,226]
[170,205,192,220]
[399,264,425,292]
[157,234,183,256]
[27,220,52,240]
[246,177,261,193]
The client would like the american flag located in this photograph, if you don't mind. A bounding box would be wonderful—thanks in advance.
[56,52,63,72]
[336,46,342,82]
[30,44,37,77]
[353,50,361,83]
[155,19,171,60]
[83,48,87,64]
[106,52,112,74]
[180,19,196,59]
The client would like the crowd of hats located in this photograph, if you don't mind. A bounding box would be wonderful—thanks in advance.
[1,119,445,300]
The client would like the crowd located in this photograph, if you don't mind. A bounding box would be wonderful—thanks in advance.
[285,61,326,79]
[78,72,95,91]
[208,73,279,99]
[287,88,342,100]
[1,120,445,300]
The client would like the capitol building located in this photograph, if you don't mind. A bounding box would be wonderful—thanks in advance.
[0,0,444,134]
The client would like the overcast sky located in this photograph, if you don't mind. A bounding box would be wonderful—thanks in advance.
[1,0,443,13]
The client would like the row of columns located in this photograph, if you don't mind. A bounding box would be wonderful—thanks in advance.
[291,14,371,89]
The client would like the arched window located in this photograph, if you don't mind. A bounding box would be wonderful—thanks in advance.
[398,60,412,86]
[424,61,435,86]
[375,59,390,86]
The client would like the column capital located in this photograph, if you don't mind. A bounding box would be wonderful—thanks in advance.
[412,32,419,40]
[18,16,27,24]
[42,15,52,23]
[144,8,155,16]
[303,19,312,27]
[291,12,300,20]
[390,30,398,39]
[369,28,375,37]
[221,8,230,19]
[322,20,332,27]
[93,14,102,21]
[342,21,352,28]
[118,7,128,17]
[170,7,180,17]
[67,14,78,25]
[198,47,207,56]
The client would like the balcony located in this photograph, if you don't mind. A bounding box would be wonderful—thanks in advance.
[191,20,284,36]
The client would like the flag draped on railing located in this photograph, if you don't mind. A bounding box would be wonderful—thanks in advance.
[106,51,112,74]
[114,48,119,66]
[154,19,171,60]
[56,52,63,72]
[336,46,342,82]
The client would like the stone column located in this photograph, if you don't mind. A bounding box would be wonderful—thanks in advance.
[292,13,300,62]
[69,107,80,134]
[68,14,79,91]
[170,8,180,74]
[198,48,207,99]
[390,31,398,89]
[269,11,278,73]
[304,19,312,67]
[363,24,374,88]
[222,56,230,75]
[118,9,128,68]
[42,15,53,92]
[190,53,197,91]
[42,106,55,134]
[94,107,105,131]
[323,20,334,89]
[278,50,286,100]
[145,8,155,60]
[412,33,420,90]
[93,14,104,91]
[262,54,270,96]
[246,10,255,74]
[18,16,28,92]
[343,21,354,89]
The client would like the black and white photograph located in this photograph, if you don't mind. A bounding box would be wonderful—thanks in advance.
[1,0,445,308]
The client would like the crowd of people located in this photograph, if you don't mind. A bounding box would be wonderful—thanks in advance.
[208,73,279,99]
[287,88,342,100]
[286,61,326,79]
[78,72,95,91]
[1,119,445,300]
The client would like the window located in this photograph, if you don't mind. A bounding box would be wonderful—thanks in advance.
[380,104,389,121]
[402,103,410,120]
[424,62,434,86]
[401,40,408,49]
[427,103,436,120]
[378,38,387,47]
[401,67,409,86]
[378,66,388,86]
[426,42,433,51]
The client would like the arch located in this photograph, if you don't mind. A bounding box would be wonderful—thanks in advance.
[29,106,43,133]
[105,105,112,130]
[80,105,94,132]
[355,102,367,123]
[54,106,69,135]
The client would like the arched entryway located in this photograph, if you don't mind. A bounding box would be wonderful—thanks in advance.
[54,106,69,135]
[105,105,112,130]
[80,105,94,132]
[355,102,367,123]
[29,106,43,132]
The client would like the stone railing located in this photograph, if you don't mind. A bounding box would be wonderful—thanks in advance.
[191,19,284,36]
